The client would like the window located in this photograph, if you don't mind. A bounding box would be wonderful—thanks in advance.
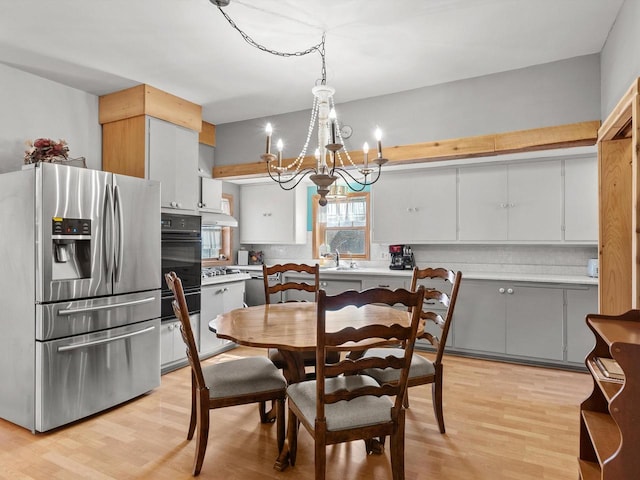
[202,193,234,266]
[313,191,370,260]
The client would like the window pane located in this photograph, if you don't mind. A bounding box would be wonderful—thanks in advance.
[202,225,222,259]
[326,229,365,255]
[324,196,367,227]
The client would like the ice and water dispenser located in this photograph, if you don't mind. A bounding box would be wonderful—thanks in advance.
[51,217,92,280]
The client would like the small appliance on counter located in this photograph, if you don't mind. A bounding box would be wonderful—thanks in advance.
[389,244,416,270]
[587,258,599,278]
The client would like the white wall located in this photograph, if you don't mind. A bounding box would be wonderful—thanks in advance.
[601,0,640,119]
[215,54,601,166]
[0,63,101,173]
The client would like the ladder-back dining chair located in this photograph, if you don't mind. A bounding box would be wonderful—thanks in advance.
[262,263,341,374]
[165,271,287,476]
[362,266,462,433]
[286,286,425,480]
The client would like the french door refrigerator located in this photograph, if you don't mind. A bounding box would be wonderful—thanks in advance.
[0,162,161,432]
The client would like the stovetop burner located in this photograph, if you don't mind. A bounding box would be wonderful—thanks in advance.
[202,266,242,278]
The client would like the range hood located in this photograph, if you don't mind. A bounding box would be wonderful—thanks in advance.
[201,211,238,227]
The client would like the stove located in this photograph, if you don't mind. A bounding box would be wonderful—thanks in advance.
[201,266,251,285]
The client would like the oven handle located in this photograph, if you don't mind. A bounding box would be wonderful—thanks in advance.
[57,325,156,352]
[57,296,156,315]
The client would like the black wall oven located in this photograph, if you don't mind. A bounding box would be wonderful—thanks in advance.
[161,213,201,320]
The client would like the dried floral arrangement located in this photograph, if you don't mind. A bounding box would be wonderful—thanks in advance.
[24,138,69,164]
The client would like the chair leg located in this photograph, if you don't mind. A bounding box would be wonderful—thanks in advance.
[314,431,326,480]
[192,389,210,476]
[432,377,445,434]
[276,398,285,453]
[403,389,410,409]
[259,400,277,423]
[286,408,299,466]
[187,371,197,440]
[390,409,406,480]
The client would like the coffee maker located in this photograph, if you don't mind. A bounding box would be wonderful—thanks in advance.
[389,244,415,270]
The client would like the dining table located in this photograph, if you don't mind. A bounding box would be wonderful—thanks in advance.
[210,301,415,470]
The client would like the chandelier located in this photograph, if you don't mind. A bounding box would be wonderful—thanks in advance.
[212,0,388,206]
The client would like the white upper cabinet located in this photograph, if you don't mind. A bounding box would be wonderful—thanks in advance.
[147,116,199,212]
[564,156,598,242]
[240,183,307,244]
[458,161,562,242]
[199,177,223,212]
[372,168,457,243]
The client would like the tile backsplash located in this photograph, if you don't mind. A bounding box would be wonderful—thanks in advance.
[241,234,598,277]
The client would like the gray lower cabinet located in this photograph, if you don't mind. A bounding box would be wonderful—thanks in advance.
[200,281,245,358]
[453,278,596,366]
[565,285,598,363]
[161,313,199,373]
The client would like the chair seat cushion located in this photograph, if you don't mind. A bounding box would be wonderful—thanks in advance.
[269,348,341,368]
[287,375,393,432]
[203,356,287,399]
[361,348,435,384]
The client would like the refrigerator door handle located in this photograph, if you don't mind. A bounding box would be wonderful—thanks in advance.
[104,184,115,281]
[113,184,124,283]
[57,296,156,315]
[56,325,156,352]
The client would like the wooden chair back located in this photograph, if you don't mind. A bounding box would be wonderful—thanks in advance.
[316,286,425,422]
[164,271,205,390]
[409,267,462,366]
[263,263,320,304]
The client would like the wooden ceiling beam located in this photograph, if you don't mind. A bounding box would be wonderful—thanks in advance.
[213,120,600,179]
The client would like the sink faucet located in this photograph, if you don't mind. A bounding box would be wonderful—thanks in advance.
[335,249,340,267]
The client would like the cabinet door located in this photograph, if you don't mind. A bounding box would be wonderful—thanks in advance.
[508,161,562,241]
[201,284,238,356]
[148,117,198,211]
[240,184,306,244]
[372,169,457,243]
[361,276,407,290]
[564,157,598,242]
[173,126,199,210]
[200,177,223,212]
[222,281,245,311]
[371,174,413,243]
[160,321,179,365]
[566,286,598,363]
[318,279,362,296]
[505,285,564,360]
[458,165,508,241]
[452,280,506,352]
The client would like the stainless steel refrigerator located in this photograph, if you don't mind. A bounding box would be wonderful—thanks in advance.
[0,162,161,432]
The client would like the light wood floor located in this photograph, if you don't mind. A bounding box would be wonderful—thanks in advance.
[0,347,592,480]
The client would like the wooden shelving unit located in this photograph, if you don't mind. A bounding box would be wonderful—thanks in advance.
[579,310,640,479]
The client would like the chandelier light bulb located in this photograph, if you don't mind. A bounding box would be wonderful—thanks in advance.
[363,142,369,168]
[265,123,273,154]
[375,127,383,157]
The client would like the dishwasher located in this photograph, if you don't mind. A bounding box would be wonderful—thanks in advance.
[243,269,280,306]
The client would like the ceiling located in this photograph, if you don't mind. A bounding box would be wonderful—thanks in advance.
[0,0,624,125]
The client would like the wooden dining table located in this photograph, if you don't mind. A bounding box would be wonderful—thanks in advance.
[210,301,415,470]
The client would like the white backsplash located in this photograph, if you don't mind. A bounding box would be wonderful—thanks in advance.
[241,234,598,277]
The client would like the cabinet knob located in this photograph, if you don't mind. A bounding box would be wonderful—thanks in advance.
[407,207,413,212]
[498,287,505,294]
[170,201,177,208]
[320,281,327,287]
[500,203,508,208]
[507,288,514,294]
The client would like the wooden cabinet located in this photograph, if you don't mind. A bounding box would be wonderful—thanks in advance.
[579,310,640,479]
[200,281,244,358]
[372,168,457,243]
[458,161,562,241]
[161,313,199,373]
[564,156,598,242]
[454,279,565,361]
[102,115,199,212]
[240,183,307,244]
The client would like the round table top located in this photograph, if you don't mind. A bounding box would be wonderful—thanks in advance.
[211,302,413,352]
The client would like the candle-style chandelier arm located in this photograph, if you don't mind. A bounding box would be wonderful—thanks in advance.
[330,163,384,191]
[265,165,318,190]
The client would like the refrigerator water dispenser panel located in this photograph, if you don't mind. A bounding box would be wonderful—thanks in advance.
[51,217,92,280]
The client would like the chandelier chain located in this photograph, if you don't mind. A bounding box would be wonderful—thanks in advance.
[216,6,326,83]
